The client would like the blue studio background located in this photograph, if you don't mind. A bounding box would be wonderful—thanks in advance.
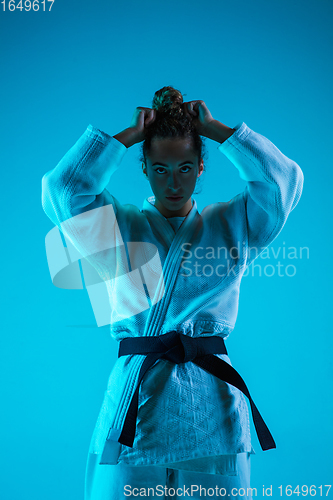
[1,0,332,498]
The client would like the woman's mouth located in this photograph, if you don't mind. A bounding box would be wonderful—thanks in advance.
[166,196,183,202]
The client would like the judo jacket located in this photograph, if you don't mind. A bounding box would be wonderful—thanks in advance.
[41,121,304,465]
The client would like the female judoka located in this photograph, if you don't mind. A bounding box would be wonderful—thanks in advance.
[41,86,304,499]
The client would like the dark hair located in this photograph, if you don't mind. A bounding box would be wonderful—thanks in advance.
[138,86,208,194]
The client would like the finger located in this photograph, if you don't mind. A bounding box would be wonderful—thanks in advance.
[145,109,153,126]
[193,101,201,113]
[190,101,199,116]
[149,109,155,124]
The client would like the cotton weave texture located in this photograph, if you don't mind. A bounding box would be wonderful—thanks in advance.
[41,121,303,472]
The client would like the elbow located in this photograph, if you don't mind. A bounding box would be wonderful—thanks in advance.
[290,161,304,212]
[41,171,55,219]
[41,171,70,225]
[272,160,304,234]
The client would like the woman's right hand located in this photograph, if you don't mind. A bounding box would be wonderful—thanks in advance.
[113,107,156,148]
[128,107,156,144]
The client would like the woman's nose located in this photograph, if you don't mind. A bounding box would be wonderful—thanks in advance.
[168,172,180,190]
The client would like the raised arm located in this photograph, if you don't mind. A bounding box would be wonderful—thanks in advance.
[212,120,304,266]
[41,126,127,228]
[41,106,156,228]
[41,108,157,261]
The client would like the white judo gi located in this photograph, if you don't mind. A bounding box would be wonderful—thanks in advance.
[41,121,303,488]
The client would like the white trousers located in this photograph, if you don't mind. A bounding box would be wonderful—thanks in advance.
[84,452,252,499]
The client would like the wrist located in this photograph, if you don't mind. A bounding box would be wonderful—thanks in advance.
[113,128,139,148]
[203,119,235,144]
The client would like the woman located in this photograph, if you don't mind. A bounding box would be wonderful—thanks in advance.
[41,86,304,499]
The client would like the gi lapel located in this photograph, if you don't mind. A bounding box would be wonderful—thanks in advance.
[141,195,201,337]
[141,196,175,249]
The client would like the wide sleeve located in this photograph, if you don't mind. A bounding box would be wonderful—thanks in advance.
[41,124,127,226]
[41,125,128,283]
[217,122,304,267]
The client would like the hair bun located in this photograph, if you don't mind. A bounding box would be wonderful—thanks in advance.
[152,86,184,116]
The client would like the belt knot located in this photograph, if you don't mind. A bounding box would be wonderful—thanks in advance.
[160,331,198,364]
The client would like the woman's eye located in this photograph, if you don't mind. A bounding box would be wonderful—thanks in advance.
[154,166,191,174]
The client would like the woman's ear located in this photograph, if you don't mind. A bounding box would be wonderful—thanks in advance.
[142,162,148,179]
[197,158,204,178]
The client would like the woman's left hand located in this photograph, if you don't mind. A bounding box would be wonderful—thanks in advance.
[183,100,214,137]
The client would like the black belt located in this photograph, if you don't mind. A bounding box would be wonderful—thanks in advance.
[117,330,276,451]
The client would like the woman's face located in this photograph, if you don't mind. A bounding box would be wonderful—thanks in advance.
[142,137,204,218]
